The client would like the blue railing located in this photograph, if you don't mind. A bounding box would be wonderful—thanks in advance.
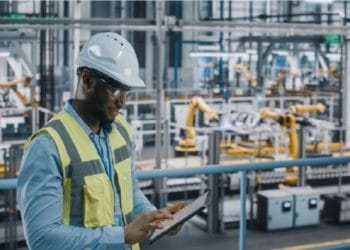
[2,156,350,250]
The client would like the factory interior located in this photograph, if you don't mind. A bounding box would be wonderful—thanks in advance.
[1,0,350,249]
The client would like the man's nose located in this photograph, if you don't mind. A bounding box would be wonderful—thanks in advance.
[114,95,126,106]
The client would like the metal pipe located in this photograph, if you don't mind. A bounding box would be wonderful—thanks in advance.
[298,127,307,186]
[0,17,155,25]
[135,156,350,180]
[1,19,350,35]
[0,24,157,31]
[155,1,163,171]
[6,157,350,188]
[154,1,165,208]
[0,179,17,190]
[219,0,224,91]
[239,171,247,250]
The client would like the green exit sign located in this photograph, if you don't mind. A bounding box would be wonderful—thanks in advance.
[324,34,340,44]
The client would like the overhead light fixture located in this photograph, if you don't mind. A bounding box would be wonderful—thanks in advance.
[246,49,257,54]
[326,53,341,61]
[272,50,290,56]
[305,0,334,4]
[197,45,221,51]
[0,51,10,57]
[189,52,247,58]
[303,51,316,57]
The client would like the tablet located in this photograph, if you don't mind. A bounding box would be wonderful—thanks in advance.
[148,191,210,245]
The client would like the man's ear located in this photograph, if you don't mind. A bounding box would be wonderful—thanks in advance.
[81,71,95,93]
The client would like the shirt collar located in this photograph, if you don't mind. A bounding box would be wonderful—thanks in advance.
[64,99,112,137]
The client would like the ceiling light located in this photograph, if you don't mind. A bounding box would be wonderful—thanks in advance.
[189,52,247,58]
[272,50,290,56]
[305,0,334,4]
[0,51,10,57]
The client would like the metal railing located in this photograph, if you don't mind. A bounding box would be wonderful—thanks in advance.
[2,156,350,249]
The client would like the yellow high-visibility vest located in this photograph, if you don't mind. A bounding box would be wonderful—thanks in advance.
[25,110,140,250]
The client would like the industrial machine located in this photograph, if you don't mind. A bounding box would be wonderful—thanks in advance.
[224,103,331,185]
[0,77,36,108]
[225,103,325,158]
[234,64,257,88]
[323,193,350,223]
[0,77,38,141]
[175,96,218,156]
[259,103,326,185]
[259,103,326,158]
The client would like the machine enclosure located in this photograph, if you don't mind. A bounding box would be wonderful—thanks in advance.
[257,190,294,231]
[285,187,320,227]
[323,193,350,223]
[257,188,320,231]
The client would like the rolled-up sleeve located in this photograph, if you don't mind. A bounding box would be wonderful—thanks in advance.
[17,136,127,249]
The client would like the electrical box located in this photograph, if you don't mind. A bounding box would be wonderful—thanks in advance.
[286,187,320,227]
[257,190,294,231]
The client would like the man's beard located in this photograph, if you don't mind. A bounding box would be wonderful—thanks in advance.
[86,91,114,127]
[93,105,114,126]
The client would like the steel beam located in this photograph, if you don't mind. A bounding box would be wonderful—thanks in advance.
[0,31,36,41]
[154,1,166,208]
[343,38,350,146]
[1,18,350,36]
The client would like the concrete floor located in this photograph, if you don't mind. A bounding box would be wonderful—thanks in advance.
[2,206,350,250]
[141,220,350,250]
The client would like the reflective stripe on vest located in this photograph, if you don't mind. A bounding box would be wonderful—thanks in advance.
[115,115,132,146]
[25,111,140,250]
[111,114,134,225]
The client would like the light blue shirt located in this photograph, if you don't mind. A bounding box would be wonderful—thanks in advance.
[17,100,156,249]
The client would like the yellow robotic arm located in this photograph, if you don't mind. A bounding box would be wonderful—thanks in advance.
[289,103,325,114]
[260,108,298,159]
[176,96,218,155]
[234,64,257,87]
[185,96,218,126]
[0,77,35,107]
[260,105,327,185]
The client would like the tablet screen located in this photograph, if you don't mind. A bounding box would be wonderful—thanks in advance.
[148,191,210,244]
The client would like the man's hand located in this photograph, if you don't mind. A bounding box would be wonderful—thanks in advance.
[124,209,173,245]
[166,201,185,214]
[165,201,185,236]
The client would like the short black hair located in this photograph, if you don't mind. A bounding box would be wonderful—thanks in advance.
[76,67,130,91]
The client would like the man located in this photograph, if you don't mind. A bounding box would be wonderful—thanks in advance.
[17,32,183,249]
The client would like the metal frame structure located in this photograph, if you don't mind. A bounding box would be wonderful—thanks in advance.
[1,1,350,163]
[1,2,350,249]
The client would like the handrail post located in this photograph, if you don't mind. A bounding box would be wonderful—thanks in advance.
[207,130,222,233]
[298,127,307,186]
[239,170,247,250]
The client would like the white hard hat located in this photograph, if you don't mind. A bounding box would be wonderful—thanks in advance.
[76,32,145,88]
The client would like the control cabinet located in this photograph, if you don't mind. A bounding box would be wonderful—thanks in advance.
[257,190,294,230]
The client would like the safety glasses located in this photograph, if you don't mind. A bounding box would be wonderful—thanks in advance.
[99,78,130,98]
[81,67,131,98]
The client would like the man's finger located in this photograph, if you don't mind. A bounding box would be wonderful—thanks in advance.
[149,220,164,229]
[153,210,173,220]
[166,201,185,214]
